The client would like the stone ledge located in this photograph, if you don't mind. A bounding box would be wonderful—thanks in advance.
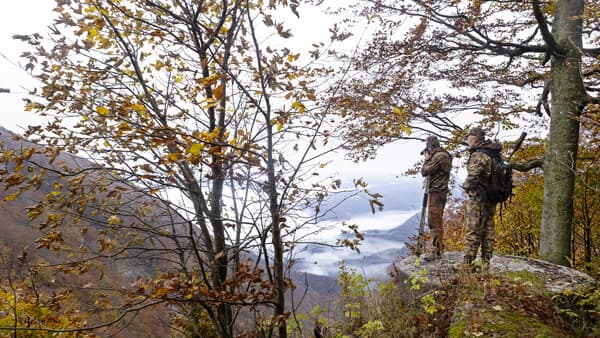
[394,252,597,293]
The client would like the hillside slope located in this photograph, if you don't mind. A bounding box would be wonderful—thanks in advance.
[0,126,173,336]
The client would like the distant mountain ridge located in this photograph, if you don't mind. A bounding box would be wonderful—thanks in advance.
[363,212,421,242]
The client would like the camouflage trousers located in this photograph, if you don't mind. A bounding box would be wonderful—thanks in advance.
[427,192,447,256]
[464,197,497,264]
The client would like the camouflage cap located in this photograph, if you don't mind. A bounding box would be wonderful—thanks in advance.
[421,135,440,154]
[425,135,440,149]
[467,127,485,139]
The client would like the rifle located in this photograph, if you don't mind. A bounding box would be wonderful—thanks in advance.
[507,132,527,161]
[416,176,430,257]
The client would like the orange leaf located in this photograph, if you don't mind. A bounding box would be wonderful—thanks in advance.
[213,83,224,100]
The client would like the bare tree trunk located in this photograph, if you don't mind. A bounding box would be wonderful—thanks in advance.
[539,0,586,266]
[266,129,287,338]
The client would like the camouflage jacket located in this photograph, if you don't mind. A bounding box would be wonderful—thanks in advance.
[421,147,452,194]
[463,141,502,197]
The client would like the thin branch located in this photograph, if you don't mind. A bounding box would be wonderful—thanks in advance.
[582,47,600,57]
[0,300,165,333]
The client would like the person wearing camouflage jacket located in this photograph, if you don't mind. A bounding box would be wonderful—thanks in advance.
[462,127,502,269]
[420,135,452,260]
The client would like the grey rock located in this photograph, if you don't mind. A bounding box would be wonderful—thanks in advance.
[394,251,596,293]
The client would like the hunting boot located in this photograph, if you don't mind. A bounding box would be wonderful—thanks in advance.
[460,254,478,272]
[481,254,492,272]
[423,253,442,262]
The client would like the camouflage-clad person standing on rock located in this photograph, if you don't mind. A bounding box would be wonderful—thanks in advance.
[462,127,502,270]
[420,136,452,260]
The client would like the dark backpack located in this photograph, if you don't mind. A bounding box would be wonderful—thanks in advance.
[477,148,513,204]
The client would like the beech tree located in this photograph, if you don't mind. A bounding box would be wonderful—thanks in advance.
[320,0,600,266]
[0,0,354,336]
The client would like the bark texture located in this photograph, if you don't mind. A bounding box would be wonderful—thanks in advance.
[540,0,587,266]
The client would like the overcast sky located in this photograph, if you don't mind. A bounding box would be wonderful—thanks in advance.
[0,1,56,132]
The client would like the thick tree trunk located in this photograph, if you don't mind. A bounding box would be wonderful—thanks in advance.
[539,0,586,266]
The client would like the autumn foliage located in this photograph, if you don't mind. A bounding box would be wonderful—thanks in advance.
[0,0,352,336]
[1,0,600,336]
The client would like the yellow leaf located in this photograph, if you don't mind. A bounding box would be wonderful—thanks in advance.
[108,215,122,225]
[393,106,404,115]
[117,122,132,131]
[97,106,110,116]
[199,74,220,86]
[200,98,218,109]
[153,60,165,71]
[400,124,413,136]
[167,153,179,161]
[131,102,150,118]
[3,193,18,201]
[131,102,145,112]
[188,143,204,155]
[87,28,99,42]
[291,100,306,113]
[25,102,36,111]
[492,305,503,311]
[174,74,184,83]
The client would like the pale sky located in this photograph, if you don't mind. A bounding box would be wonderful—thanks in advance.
[0,1,56,133]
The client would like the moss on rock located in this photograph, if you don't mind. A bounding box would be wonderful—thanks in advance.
[446,273,572,337]
[449,308,561,337]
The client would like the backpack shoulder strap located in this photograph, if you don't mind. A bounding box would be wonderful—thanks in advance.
[474,147,491,157]
[474,147,502,162]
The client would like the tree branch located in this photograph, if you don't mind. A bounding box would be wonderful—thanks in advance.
[589,96,600,104]
[582,47,600,57]
[536,79,551,117]
[532,0,562,64]
[512,158,544,172]
[0,300,165,333]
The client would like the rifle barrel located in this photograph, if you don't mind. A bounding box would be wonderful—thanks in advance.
[416,177,429,257]
[508,132,527,160]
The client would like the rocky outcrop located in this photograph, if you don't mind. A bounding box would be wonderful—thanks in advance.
[391,252,598,337]
[393,251,596,293]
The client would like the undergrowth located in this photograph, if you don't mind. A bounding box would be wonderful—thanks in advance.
[303,264,599,337]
